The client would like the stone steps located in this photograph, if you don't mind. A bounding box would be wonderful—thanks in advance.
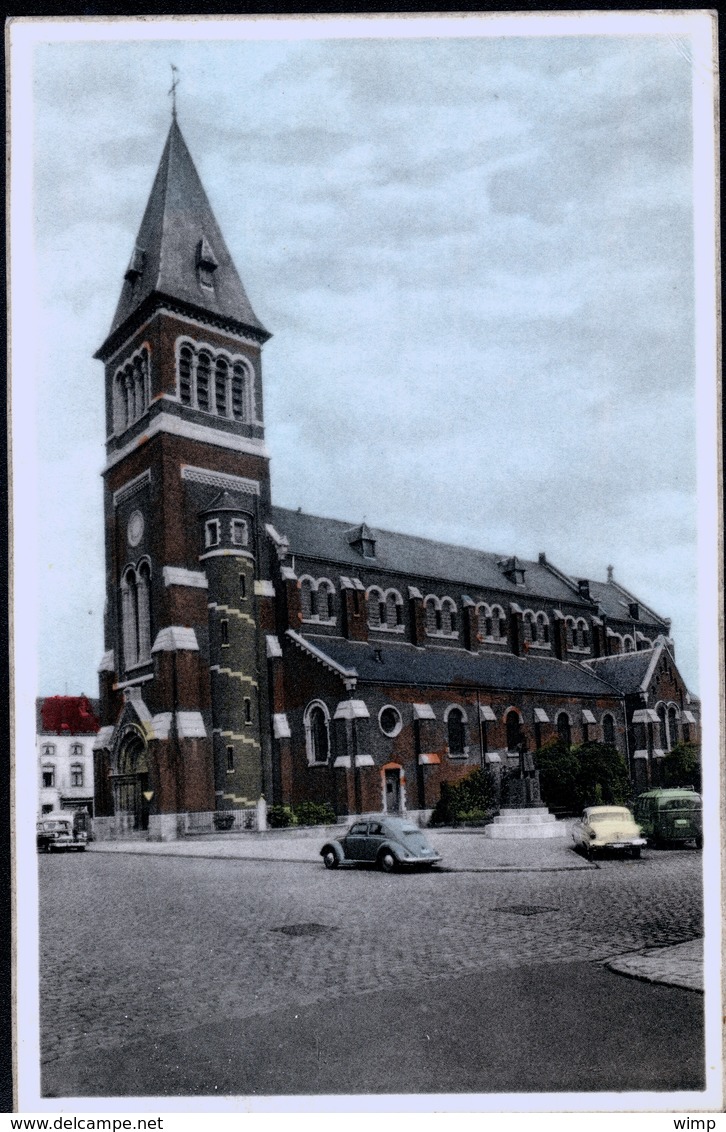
[484,806,567,840]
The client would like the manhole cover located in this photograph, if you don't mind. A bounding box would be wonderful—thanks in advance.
[496,904,559,917]
[272,923,336,938]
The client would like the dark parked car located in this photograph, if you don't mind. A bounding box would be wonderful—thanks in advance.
[633,788,702,848]
[36,815,88,853]
[320,816,442,872]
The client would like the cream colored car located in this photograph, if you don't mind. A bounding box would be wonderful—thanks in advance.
[572,805,647,860]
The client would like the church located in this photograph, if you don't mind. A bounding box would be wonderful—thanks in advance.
[92,115,700,839]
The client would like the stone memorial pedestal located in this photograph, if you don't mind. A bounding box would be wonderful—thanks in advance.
[484,805,566,839]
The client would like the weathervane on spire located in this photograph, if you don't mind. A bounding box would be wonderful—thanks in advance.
[169,64,180,119]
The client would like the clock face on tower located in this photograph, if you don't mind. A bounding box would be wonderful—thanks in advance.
[127,509,145,547]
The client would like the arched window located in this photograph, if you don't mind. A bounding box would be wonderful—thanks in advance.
[657,703,667,749]
[492,606,507,641]
[385,591,401,629]
[623,635,634,653]
[179,344,193,405]
[121,560,152,670]
[70,763,83,787]
[447,707,466,756]
[232,363,247,421]
[196,351,211,412]
[557,712,571,746]
[215,357,229,415]
[667,706,679,750]
[441,598,457,635]
[424,598,438,635]
[367,588,383,628]
[566,619,575,649]
[524,613,536,642]
[578,620,589,649]
[477,604,491,640]
[299,577,314,620]
[537,613,550,644]
[317,581,335,622]
[305,702,330,765]
[506,710,522,752]
[602,714,615,746]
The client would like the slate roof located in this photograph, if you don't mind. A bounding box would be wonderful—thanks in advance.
[272,506,660,622]
[581,648,660,695]
[105,117,268,344]
[586,579,667,629]
[291,634,619,698]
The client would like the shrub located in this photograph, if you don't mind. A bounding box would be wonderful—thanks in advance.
[213,812,235,831]
[294,800,337,826]
[267,805,296,828]
[663,742,701,791]
[430,768,497,826]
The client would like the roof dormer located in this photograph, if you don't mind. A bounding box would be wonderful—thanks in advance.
[348,522,376,559]
[499,555,525,586]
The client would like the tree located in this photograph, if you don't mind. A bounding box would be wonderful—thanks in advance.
[663,742,701,791]
[574,741,630,810]
[534,739,580,812]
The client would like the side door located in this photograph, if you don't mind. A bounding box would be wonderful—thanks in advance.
[344,821,370,861]
[364,820,386,862]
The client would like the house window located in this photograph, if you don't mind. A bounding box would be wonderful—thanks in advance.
[506,710,522,752]
[70,742,83,758]
[205,519,221,548]
[239,573,247,599]
[41,743,55,759]
[226,745,235,772]
[557,713,571,747]
[230,518,248,547]
[603,714,615,746]
[305,702,330,764]
[244,697,252,724]
[42,765,55,788]
[70,764,83,787]
[220,619,229,646]
[379,706,402,738]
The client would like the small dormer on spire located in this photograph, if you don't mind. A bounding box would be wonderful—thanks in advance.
[196,236,218,290]
[124,246,145,287]
[348,522,376,559]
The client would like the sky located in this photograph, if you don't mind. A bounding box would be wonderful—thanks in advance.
[15,15,717,697]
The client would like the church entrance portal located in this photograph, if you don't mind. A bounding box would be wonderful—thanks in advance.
[113,729,151,834]
[384,768,402,813]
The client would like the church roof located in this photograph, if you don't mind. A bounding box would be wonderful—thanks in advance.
[271,506,664,623]
[292,634,617,697]
[104,117,268,346]
[581,645,663,695]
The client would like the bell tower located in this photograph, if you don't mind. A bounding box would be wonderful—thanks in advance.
[93,114,275,840]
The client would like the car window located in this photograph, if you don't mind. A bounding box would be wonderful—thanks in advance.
[349,822,368,835]
[368,823,383,835]
[589,810,631,823]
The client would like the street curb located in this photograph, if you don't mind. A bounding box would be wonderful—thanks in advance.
[603,940,704,994]
[86,845,595,872]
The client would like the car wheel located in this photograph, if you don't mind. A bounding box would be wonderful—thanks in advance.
[378,849,397,873]
[322,848,338,870]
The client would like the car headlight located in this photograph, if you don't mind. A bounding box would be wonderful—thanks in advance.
[588,830,597,839]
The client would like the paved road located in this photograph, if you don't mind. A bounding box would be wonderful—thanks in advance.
[38,846,704,1097]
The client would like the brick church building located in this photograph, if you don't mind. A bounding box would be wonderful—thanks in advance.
[92,115,700,839]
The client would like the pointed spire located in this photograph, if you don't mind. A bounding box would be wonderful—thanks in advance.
[100,117,268,353]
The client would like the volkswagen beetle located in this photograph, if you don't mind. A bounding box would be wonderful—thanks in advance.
[572,805,646,859]
[320,816,442,872]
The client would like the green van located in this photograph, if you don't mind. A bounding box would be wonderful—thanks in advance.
[633,788,702,848]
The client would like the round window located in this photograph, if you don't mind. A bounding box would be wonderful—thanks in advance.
[379,706,402,738]
[127,509,144,547]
